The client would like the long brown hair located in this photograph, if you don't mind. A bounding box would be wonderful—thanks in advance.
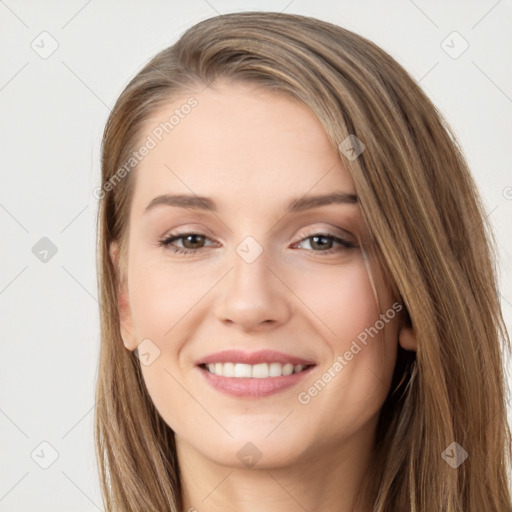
[94,11,512,511]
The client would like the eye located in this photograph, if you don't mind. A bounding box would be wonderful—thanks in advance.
[158,230,357,256]
[158,232,216,255]
[293,231,357,255]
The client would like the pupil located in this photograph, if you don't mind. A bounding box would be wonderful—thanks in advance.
[185,235,203,248]
[181,235,334,251]
[312,235,331,250]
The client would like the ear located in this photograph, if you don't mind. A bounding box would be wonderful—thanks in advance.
[109,241,137,351]
[398,326,417,351]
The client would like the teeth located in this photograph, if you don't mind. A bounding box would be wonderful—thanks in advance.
[282,363,294,376]
[223,362,235,377]
[234,363,252,378]
[252,363,269,378]
[204,362,308,378]
[269,362,282,377]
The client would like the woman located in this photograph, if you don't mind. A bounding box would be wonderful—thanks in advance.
[94,11,512,511]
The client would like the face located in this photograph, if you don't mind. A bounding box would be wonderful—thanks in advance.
[114,79,402,470]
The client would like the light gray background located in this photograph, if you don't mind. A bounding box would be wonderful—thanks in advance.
[1,1,511,510]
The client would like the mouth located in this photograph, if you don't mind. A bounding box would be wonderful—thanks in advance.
[195,350,316,398]
[199,361,314,378]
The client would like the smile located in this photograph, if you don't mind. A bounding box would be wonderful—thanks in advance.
[201,362,310,378]
[196,350,316,398]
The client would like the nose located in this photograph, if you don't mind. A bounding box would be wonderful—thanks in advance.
[213,242,292,332]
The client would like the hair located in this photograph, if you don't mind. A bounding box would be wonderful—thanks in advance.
[94,11,512,512]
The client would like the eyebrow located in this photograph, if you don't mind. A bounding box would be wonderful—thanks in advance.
[144,191,358,214]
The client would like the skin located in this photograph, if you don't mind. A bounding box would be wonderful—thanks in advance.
[111,79,417,512]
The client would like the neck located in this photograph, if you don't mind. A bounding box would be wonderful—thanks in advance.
[177,418,377,512]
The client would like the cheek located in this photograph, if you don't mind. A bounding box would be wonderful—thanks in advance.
[126,259,202,429]
[126,244,399,448]
[296,257,382,351]
[296,258,399,422]
[328,261,397,377]
[125,250,222,421]
[127,249,219,340]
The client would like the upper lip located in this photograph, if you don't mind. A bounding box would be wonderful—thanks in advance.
[196,349,316,367]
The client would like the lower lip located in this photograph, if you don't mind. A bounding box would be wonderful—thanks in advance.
[198,365,315,398]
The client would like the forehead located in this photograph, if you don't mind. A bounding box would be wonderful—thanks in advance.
[130,80,356,217]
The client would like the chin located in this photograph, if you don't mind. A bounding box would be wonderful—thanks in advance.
[212,441,306,470]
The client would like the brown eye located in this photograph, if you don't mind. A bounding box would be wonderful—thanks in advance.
[295,232,357,254]
[179,234,206,249]
[159,232,216,255]
[309,235,335,251]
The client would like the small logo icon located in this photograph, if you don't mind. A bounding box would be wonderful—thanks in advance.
[338,134,365,161]
[441,441,468,468]
[236,236,263,264]
[441,32,469,59]
[135,338,161,366]
[32,237,58,263]
[31,441,59,469]
[31,31,59,59]
[237,442,262,468]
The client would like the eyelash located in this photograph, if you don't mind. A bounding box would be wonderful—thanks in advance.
[158,230,357,256]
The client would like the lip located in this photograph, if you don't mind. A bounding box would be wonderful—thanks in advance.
[198,364,315,398]
[195,349,316,399]
[196,349,315,367]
